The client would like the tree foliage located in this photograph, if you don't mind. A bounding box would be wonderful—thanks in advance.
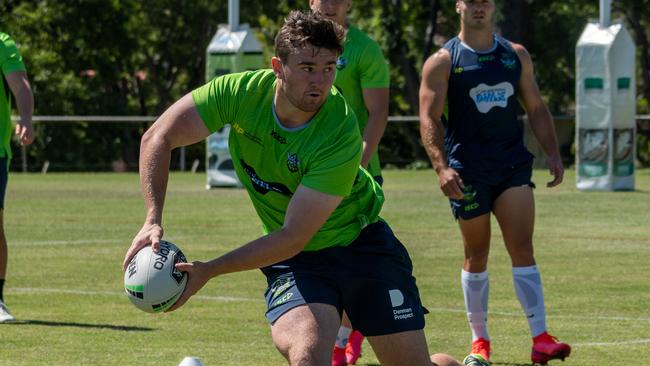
[1,0,648,170]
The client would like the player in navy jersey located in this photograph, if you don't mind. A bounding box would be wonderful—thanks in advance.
[418,1,570,364]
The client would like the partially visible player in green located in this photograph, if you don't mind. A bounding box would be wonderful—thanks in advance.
[123,11,436,366]
[311,0,389,185]
[0,32,35,322]
[308,1,390,364]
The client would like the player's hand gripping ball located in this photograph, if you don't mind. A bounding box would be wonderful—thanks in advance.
[124,240,187,313]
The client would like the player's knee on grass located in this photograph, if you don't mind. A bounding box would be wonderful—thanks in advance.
[431,353,462,366]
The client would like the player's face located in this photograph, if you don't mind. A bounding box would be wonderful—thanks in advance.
[310,0,352,26]
[273,45,339,113]
[457,0,495,29]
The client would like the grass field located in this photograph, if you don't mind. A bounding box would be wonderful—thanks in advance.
[1,168,649,365]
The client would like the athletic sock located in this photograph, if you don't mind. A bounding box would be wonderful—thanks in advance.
[335,326,352,348]
[0,279,4,302]
[512,265,547,337]
[461,270,490,341]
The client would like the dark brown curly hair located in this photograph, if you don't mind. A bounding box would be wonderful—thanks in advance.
[275,10,345,62]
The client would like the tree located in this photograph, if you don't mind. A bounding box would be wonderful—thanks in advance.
[2,0,647,170]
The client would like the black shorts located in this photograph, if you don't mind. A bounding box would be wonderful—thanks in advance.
[0,158,8,210]
[261,221,425,336]
[450,162,535,220]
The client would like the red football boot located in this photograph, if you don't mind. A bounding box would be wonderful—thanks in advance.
[345,330,364,364]
[332,346,347,366]
[531,332,571,365]
[469,338,491,363]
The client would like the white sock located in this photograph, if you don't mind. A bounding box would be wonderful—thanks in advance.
[512,265,547,337]
[461,270,490,341]
[335,326,352,348]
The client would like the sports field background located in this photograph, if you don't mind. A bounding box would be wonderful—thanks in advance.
[0,169,648,365]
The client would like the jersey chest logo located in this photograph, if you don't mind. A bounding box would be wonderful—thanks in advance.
[240,159,293,197]
[469,82,514,113]
[500,53,517,69]
[287,153,299,173]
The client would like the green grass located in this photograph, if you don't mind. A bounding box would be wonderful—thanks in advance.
[1,169,649,365]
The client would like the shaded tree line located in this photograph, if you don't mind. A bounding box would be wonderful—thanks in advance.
[1,0,648,170]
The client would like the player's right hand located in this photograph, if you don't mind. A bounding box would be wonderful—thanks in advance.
[122,222,164,271]
[166,261,211,312]
[437,167,464,200]
[15,122,34,146]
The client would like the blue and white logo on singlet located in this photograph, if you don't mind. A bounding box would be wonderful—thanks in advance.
[469,82,514,113]
[336,56,347,70]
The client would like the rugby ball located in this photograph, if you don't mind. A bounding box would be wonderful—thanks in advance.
[124,240,188,313]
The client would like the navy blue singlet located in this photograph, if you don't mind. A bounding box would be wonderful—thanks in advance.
[443,35,534,182]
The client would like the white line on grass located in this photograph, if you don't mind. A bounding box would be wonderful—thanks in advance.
[11,237,189,246]
[425,307,650,323]
[12,287,256,302]
[12,239,121,246]
[12,288,650,322]
[574,339,650,347]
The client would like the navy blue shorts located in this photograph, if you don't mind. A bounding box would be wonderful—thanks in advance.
[450,162,535,220]
[0,158,7,210]
[261,221,425,336]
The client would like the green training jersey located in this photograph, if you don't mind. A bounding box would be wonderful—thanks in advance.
[334,25,390,178]
[192,69,384,251]
[0,32,27,159]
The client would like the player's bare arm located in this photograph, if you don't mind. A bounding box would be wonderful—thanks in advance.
[167,185,343,311]
[123,93,211,270]
[360,87,389,168]
[514,43,564,187]
[5,71,34,146]
[419,49,464,199]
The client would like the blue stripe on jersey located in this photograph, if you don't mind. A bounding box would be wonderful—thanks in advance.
[443,35,534,182]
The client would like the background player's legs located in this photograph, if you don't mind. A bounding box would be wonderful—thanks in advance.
[493,186,570,362]
[0,158,8,307]
[459,213,492,272]
[0,210,6,287]
[367,329,431,366]
[332,311,363,365]
[0,210,13,322]
[272,303,341,366]
[458,213,491,357]
[493,186,536,267]
[492,186,545,335]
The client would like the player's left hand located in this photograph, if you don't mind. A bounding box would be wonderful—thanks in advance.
[122,222,164,271]
[546,155,564,188]
[166,261,211,312]
[15,122,34,146]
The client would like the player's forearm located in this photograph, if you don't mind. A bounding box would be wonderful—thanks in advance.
[13,80,33,125]
[204,228,307,278]
[139,130,171,225]
[420,117,448,174]
[528,106,561,159]
[361,112,388,167]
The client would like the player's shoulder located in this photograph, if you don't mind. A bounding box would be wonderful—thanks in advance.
[348,25,381,50]
[323,88,358,128]
[423,47,452,75]
[221,69,274,85]
[496,35,528,57]
[213,69,275,94]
